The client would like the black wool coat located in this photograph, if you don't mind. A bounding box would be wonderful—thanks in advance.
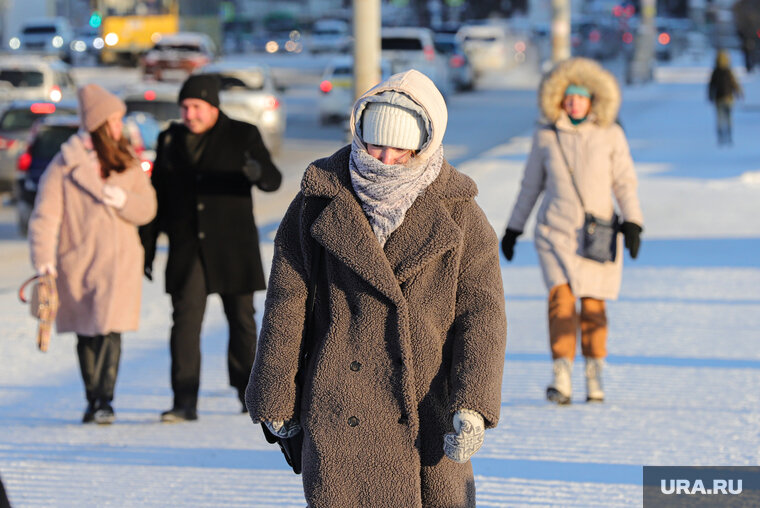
[140,112,281,295]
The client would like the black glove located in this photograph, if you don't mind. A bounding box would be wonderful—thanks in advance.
[144,266,153,282]
[242,152,262,184]
[620,222,642,259]
[501,228,522,261]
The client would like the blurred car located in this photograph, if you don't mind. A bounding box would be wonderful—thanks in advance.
[456,23,512,78]
[0,99,77,192]
[309,19,352,54]
[0,56,75,104]
[122,82,182,128]
[142,32,216,81]
[381,27,451,98]
[14,114,79,236]
[433,33,475,91]
[69,26,104,64]
[15,113,157,236]
[574,20,622,60]
[200,61,287,155]
[16,17,74,62]
[318,55,392,126]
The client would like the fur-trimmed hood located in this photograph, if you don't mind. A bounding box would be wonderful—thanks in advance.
[538,57,621,127]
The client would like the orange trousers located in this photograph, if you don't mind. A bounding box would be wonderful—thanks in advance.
[548,283,607,360]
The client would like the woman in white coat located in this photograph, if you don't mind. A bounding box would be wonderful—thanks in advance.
[501,57,643,404]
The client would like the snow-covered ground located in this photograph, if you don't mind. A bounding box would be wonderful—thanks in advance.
[1,50,759,507]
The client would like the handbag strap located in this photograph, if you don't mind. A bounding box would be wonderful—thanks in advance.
[552,125,587,211]
[18,274,41,303]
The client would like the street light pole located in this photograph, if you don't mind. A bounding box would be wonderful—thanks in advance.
[550,0,570,63]
[353,0,381,103]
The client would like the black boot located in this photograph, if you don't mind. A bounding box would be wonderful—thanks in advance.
[161,406,198,423]
[82,400,97,424]
[94,400,115,424]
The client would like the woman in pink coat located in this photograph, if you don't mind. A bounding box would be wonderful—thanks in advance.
[501,58,644,405]
[28,84,157,424]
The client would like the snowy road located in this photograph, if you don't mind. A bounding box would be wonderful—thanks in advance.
[1,52,759,507]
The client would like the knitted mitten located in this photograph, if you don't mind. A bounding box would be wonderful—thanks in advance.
[443,409,485,463]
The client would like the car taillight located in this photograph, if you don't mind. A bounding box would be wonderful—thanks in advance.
[658,32,671,45]
[0,136,16,151]
[449,55,465,68]
[144,90,156,101]
[30,103,56,114]
[49,85,62,103]
[264,96,280,110]
[18,152,32,171]
[589,30,601,43]
[424,45,435,61]
[141,159,153,175]
[320,80,333,93]
[622,32,634,44]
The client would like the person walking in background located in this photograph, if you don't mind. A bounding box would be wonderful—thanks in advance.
[708,50,743,146]
[501,58,643,405]
[246,70,507,507]
[28,84,157,424]
[140,74,282,423]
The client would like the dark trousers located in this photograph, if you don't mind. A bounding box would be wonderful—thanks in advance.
[76,332,121,404]
[169,256,257,409]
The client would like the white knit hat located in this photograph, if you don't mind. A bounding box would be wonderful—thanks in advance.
[361,101,426,151]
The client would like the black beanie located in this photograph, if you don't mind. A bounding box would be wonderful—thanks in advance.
[178,74,221,108]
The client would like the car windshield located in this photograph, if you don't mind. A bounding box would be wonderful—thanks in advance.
[464,35,498,43]
[126,100,180,123]
[0,106,77,131]
[154,43,202,52]
[382,38,423,51]
[0,70,44,88]
[22,26,57,35]
[30,125,77,160]
[434,41,456,53]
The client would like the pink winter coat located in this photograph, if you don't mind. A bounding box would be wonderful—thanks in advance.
[28,134,157,336]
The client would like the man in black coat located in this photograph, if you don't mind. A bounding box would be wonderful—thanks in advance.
[140,74,282,422]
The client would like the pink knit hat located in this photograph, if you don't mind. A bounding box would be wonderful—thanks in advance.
[77,84,127,132]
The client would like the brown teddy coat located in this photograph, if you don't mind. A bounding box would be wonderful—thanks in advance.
[28,133,157,336]
[507,57,644,300]
[246,145,507,507]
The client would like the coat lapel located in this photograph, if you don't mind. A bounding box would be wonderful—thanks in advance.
[310,187,405,306]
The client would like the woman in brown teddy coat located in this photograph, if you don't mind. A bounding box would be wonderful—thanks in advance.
[246,70,507,507]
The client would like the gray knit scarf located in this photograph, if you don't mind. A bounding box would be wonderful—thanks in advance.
[349,139,444,247]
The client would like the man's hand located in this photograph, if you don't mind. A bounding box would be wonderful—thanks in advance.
[501,228,522,261]
[242,152,262,183]
[266,419,302,438]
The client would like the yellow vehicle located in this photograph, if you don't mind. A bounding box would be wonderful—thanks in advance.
[98,0,179,65]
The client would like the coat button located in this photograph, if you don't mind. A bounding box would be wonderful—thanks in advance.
[198,232,205,239]
[350,361,361,372]
[347,416,359,427]
[398,415,408,425]
[197,203,205,211]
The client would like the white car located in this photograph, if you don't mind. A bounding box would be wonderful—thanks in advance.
[318,55,391,126]
[456,23,512,77]
[200,61,286,156]
[381,27,452,98]
[0,56,76,104]
[309,19,352,54]
[16,17,74,62]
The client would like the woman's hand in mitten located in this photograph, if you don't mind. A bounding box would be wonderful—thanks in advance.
[102,184,127,210]
[443,409,485,463]
[266,419,302,438]
[36,263,57,278]
[620,222,643,259]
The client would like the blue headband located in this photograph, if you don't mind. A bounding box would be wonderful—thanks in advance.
[565,84,591,98]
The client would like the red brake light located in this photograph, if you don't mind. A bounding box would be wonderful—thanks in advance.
[18,152,32,171]
[144,90,157,101]
[622,32,634,44]
[319,80,333,93]
[449,55,465,68]
[0,136,17,150]
[658,33,670,45]
[589,30,601,43]
[424,45,435,61]
[141,159,153,175]
[30,103,56,114]
[265,96,280,110]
